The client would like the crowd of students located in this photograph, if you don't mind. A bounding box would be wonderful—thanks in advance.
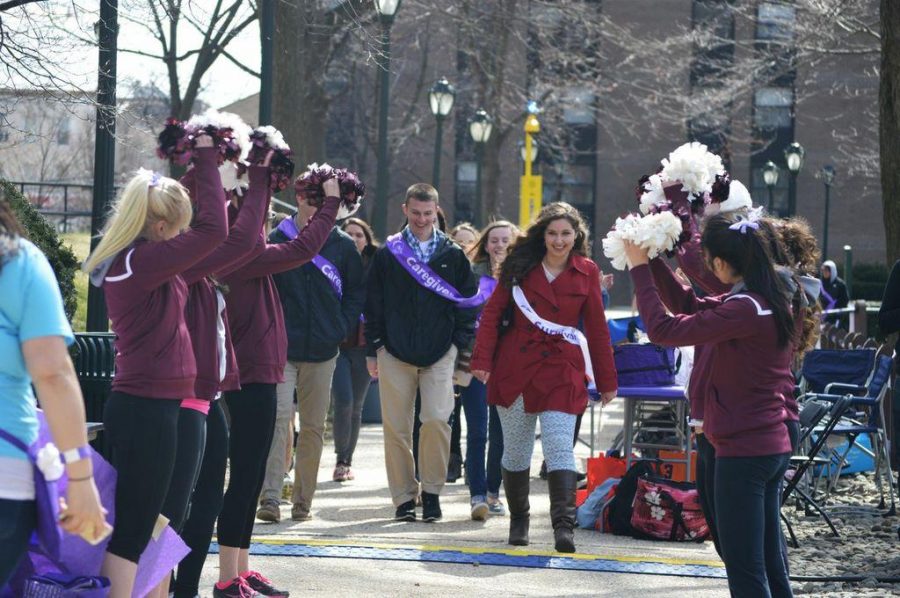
[2,129,868,598]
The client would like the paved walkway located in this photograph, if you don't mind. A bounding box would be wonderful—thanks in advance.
[199,398,730,597]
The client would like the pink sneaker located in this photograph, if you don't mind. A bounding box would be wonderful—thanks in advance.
[333,463,353,482]
[241,571,289,597]
[213,577,258,598]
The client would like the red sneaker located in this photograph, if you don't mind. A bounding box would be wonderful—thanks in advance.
[242,571,290,597]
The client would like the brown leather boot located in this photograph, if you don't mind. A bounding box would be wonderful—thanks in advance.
[502,467,530,546]
[547,469,578,553]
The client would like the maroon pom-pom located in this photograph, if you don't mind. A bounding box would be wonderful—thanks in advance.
[157,118,192,166]
[247,128,295,192]
[710,173,731,205]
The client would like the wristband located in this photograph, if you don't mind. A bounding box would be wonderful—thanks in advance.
[61,445,91,465]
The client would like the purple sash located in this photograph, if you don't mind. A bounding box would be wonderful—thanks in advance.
[474,276,498,330]
[277,217,343,299]
[0,412,189,598]
[385,233,493,308]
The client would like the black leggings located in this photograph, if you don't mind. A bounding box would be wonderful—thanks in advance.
[161,407,207,533]
[103,392,181,563]
[217,383,277,548]
[174,400,229,598]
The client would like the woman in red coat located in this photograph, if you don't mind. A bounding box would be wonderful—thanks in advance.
[471,202,617,553]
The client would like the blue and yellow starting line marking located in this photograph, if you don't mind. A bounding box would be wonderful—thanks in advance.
[209,538,726,579]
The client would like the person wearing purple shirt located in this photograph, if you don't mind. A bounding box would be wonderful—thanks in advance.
[83,135,227,598]
[211,177,341,598]
[625,212,797,598]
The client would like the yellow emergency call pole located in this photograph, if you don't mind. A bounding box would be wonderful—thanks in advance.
[519,106,542,228]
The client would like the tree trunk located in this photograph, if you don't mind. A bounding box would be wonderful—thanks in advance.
[273,0,331,175]
[881,0,900,266]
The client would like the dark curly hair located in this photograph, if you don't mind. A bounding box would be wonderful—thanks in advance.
[499,202,590,287]
[761,216,823,357]
[777,217,821,276]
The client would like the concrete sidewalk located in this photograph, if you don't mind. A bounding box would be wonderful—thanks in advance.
[199,399,729,597]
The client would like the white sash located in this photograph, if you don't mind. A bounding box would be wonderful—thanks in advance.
[512,286,596,391]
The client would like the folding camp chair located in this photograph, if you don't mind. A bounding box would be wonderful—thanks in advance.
[781,396,851,548]
[806,354,896,515]
[797,348,877,396]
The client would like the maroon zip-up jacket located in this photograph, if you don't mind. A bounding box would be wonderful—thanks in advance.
[96,147,228,399]
[221,196,341,385]
[650,216,730,424]
[180,165,269,400]
[631,264,792,457]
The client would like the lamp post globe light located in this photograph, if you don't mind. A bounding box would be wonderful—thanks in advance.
[821,164,836,261]
[784,141,805,217]
[371,0,402,238]
[469,109,493,227]
[762,160,779,214]
[429,77,455,191]
[519,139,539,163]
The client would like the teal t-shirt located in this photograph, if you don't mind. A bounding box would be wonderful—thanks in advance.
[0,238,74,462]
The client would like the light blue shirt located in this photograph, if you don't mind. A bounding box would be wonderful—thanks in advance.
[0,238,74,468]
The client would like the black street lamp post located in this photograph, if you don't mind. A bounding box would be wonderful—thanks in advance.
[784,141,805,217]
[86,0,119,332]
[258,0,275,125]
[821,164,836,260]
[763,160,779,214]
[469,109,493,227]
[371,0,401,237]
[428,77,455,192]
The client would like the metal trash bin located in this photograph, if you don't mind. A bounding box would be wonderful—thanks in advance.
[72,332,116,458]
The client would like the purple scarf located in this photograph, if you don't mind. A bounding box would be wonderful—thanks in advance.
[385,233,493,308]
[277,217,343,299]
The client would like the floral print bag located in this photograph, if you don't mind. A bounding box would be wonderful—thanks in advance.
[630,477,709,542]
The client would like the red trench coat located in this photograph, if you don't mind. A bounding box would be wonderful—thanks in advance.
[470,254,618,415]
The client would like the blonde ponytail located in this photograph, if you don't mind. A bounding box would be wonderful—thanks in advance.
[83,169,192,273]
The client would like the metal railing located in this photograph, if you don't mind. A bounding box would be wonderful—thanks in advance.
[9,181,99,233]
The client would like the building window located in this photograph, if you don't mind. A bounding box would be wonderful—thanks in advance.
[562,87,596,126]
[756,2,796,41]
[57,118,70,145]
[753,87,793,129]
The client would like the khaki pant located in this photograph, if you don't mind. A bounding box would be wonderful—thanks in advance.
[259,357,337,511]
[378,346,457,506]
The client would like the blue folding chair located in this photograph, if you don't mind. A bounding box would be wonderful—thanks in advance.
[797,348,877,395]
[806,355,896,514]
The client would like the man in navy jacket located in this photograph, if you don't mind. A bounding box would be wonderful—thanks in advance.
[256,193,364,523]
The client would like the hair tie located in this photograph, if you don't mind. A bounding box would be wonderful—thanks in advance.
[138,167,163,188]
[728,207,763,234]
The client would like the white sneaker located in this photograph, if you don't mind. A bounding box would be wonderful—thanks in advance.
[470,496,489,521]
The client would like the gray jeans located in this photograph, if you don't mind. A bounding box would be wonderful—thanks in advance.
[331,347,373,465]
[497,396,577,473]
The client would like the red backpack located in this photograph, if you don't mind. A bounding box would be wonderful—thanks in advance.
[630,476,709,542]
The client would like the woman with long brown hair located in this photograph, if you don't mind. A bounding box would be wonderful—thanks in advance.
[471,203,617,552]
[458,220,519,520]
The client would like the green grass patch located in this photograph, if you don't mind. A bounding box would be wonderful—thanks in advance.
[61,232,91,332]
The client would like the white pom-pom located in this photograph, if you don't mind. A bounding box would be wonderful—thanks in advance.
[255,125,290,152]
[602,214,642,271]
[219,163,248,193]
[632,211,683,259]
[602,212,683,271]
[638,173,667,215]
[187,109,252,161]
[660,142,725,197]
[36,443,64,482]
